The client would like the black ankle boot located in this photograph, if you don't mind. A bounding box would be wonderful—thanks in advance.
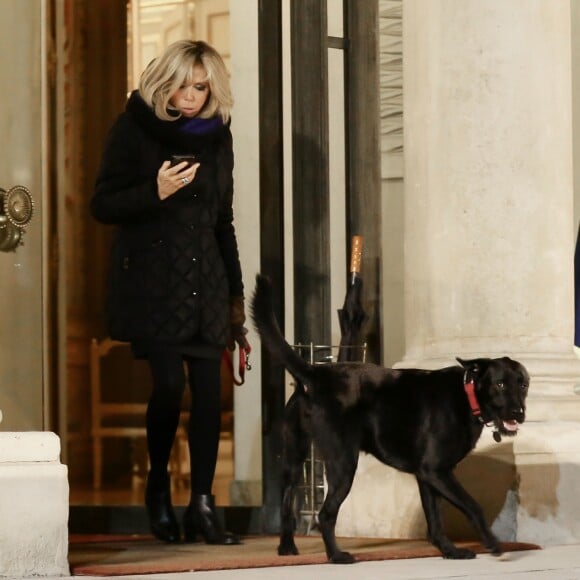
[183,494,240,545]
[145,473,180,543]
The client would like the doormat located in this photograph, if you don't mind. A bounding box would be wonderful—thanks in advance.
[69,534,539,576]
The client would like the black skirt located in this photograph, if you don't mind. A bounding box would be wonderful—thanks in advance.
[131,339,223,361]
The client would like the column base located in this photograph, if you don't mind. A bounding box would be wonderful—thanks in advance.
[336,422,580,547]
[0,432,69,577]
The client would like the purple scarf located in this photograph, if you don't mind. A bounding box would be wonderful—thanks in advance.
[179,116,223,135]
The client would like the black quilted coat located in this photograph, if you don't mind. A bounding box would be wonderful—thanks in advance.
[91,91,244,352]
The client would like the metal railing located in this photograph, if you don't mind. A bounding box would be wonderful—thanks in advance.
[292,342,367,534]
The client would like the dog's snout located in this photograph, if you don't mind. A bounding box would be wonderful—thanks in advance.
[512,407,525,421]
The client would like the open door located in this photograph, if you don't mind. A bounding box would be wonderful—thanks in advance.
[0,1,52,431]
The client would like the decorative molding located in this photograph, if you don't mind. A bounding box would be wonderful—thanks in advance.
[379,0,403,179]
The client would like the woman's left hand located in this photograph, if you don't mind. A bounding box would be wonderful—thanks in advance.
[157,160,200,200]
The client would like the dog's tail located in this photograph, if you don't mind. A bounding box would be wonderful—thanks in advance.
[250,274,314,388]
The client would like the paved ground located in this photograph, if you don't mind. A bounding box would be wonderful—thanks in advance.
[23,543,580,579]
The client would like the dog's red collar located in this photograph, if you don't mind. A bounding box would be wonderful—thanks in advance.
[464,375,484,423]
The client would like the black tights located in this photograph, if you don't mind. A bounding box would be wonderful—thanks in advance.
[145,352,222,496]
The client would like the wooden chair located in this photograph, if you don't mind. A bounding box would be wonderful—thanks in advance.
[90,338,187,490]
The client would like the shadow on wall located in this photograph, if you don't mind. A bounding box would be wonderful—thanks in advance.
[336,439,565,544]
[337,420,580,547]
[384,444,522,541]
[442,443,519,541]
[442,442,560,542]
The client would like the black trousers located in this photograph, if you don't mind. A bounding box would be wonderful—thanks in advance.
[145,351,222,496]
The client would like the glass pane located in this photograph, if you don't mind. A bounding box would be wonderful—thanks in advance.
[327,0,344,37]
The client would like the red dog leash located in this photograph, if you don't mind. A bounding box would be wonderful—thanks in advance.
[223,342,252,386]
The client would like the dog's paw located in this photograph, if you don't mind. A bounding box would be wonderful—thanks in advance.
[442,548,476,560]
[329,551,356,564]
[494,551,510,561]
[278,543,299,556]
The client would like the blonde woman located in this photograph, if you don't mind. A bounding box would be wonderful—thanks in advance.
[91,40,247,545]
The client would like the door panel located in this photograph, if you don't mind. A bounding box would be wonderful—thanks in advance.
[0,0,47,430]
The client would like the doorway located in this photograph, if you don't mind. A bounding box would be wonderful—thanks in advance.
[63,0,239,512]
[60,0,380,534]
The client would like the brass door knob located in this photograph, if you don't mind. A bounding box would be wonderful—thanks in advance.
[0,186,34,252]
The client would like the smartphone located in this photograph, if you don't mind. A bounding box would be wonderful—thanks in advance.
[169,154,197,168]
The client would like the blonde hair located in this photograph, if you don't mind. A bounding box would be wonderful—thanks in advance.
[139,40,233,123]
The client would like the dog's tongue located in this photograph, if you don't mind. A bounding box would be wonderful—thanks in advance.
[503,420,518,432]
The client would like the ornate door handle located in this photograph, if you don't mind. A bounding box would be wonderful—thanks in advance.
[0,185,34,252]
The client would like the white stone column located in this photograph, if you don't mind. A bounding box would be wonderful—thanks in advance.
[338,0,580,546]
[401,0,580,421]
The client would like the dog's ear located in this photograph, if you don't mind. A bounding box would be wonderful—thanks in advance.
[456,357,483,375]
[457,357,496,388]
[457,357,478,371]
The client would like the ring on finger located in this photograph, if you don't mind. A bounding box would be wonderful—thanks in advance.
[181,176,190,185]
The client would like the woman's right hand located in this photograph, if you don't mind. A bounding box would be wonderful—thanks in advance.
[157,160,200,200]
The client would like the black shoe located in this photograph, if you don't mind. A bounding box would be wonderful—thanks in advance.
[145,474,181,543]
[183,494,240,545]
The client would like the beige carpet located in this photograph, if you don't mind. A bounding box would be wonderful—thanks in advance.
[69,535,540,576]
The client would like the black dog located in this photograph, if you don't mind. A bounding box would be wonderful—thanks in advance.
[251,274,529,564]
